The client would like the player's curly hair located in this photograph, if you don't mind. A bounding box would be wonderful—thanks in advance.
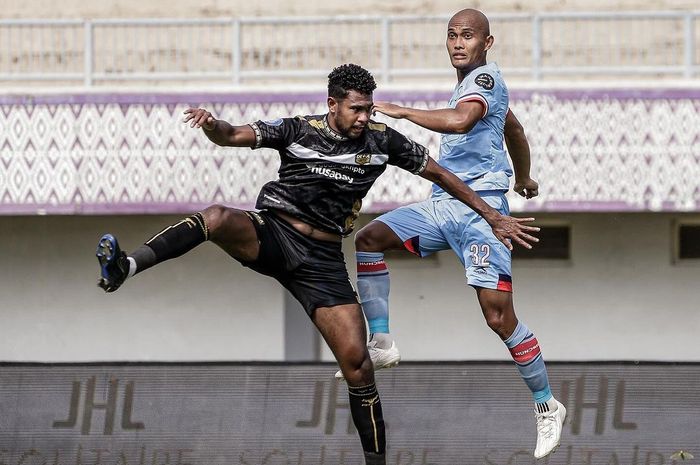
[327,63,377,99]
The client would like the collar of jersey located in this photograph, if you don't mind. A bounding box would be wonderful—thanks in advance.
[322,115,349,142]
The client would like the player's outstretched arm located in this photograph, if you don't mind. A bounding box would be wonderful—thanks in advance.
[373,100,483,134]
[183,108,256,147]
[420,157,540,250]
[505,109,539,199]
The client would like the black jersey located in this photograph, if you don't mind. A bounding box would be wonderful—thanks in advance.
[249,114,429,235]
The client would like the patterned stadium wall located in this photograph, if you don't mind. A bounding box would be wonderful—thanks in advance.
[1,89,699,215]
[1,362,698,465]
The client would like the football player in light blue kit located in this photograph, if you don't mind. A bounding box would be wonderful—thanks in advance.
[342,8,566,459]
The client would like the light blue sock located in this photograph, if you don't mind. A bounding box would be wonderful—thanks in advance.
[504,321,553,405]
[356,252,390,334]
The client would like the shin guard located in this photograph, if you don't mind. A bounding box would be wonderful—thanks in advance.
[348,383,386,456]
[504,321,553,403]
[131,212,209,274]
[356,252,391,334]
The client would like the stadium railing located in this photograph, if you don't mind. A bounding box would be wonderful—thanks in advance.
[0,12,699,86]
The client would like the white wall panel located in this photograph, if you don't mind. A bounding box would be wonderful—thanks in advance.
[1,213,698,362]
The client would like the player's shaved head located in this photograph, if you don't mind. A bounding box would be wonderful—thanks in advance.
[445,8,493,81]
[449,8,490,37]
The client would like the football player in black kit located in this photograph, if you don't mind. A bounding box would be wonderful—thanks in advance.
[95,64,539,465]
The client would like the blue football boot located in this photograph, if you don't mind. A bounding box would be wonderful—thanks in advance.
[96,234,129,293]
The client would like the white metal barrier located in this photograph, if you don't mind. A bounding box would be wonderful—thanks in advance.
[0,12,698,85]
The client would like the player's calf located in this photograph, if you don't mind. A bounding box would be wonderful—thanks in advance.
[96,212,210,293]
[348,383,386,464]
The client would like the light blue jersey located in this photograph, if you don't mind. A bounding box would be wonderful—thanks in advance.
[376,62,515,290]
[431,62,512,198]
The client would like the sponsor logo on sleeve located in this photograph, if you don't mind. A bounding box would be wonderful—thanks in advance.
[474,73,494,90]
[263,118,284,126]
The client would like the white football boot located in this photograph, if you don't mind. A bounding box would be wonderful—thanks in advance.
[335,340,401,380]
[534,400,567,459]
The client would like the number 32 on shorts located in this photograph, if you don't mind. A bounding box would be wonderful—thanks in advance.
[469,243,491,266]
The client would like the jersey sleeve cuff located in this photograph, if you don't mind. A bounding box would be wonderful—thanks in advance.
[249,122,263,149]
[456,94,489,118]
[412,145,430,175]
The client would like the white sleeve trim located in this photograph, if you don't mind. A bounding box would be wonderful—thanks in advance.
[456,93,489,118]
[248,122,263,149]
[413,150,429,175]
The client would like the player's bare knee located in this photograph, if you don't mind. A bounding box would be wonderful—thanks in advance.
[342,346,369,368]
[343,355,374,385]
[354,224,383,252]
[337,342,373,383]
[484,309,511,338]
[201,204,230,236]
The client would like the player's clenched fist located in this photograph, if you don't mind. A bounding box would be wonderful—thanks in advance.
[183,108,216,130]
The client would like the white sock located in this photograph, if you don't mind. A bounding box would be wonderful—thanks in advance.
[127,257,137,278]
[536,397,559,414]
[369,332,393,349]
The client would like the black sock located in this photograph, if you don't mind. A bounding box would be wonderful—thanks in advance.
[131,212,208,275]
[364,452,386,465]
[348,383,386,458]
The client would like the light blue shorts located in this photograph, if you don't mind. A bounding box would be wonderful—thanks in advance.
[376,191,513,291]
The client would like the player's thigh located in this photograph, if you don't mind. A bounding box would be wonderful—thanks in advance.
[284,238,360,316]
[444,193,513,291]
[201,205,259,262]
[354,220,404,252]
[374,200,450,257]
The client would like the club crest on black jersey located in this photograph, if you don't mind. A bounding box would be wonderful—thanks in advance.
[249,114,429,235]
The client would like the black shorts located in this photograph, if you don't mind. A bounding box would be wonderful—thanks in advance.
[238,210,359,315]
